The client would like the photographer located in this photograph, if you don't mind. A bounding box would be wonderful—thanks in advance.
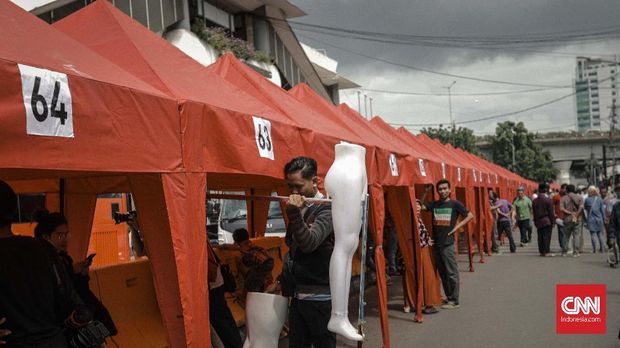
[283,157,336,347]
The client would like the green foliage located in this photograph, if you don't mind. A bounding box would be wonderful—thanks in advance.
[191,19,273,64]
[490,121,558,182]
[421,125,481,156]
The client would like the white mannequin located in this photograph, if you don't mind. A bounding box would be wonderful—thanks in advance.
[324,142,367,341]
[242,292,288,348]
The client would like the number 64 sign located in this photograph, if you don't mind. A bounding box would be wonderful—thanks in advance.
[18,64,73,137]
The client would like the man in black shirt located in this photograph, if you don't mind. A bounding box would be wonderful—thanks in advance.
[0,180,71,347]
[421,179,474,309]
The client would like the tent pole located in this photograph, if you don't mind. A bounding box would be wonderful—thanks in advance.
[59,178,65,216]
[357,193,370,346]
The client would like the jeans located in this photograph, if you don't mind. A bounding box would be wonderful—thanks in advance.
[537,225,552,255]
[209,285,242,348]
[590,230,604,252]
[433,244,460,303]
[517,219,531,244]
[289,299,336,348]
[497,220,516,252]
[385,229,398,274]
[488,219,499,252]
[556,223,566,251]
[564,220,581,254]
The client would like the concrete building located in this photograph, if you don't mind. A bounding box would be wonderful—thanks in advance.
[16,0,356,104]
[574,56,619,132]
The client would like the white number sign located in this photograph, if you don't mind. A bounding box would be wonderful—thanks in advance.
[18,64,73,137]
[495,174,499,184]
[418,159,427,177]
[441,162,446,179]
[457,168,462,182]
[389,153,399,176]
[252,116,274,160]
[473,169,478,182]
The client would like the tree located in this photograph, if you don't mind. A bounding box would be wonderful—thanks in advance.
[490,121,558,183]
[421,125,480,155]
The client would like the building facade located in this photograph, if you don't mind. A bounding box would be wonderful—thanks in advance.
[574,56,619,133]
[22,0,355,104]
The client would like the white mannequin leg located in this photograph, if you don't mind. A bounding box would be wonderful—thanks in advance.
[243,292,288,348]
[325,142,367,341]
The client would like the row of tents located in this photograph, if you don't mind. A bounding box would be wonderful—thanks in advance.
[0,1,542,347]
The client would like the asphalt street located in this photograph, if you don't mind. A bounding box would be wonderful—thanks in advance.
[336,229,620,348]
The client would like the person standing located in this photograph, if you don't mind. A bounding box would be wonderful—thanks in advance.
[487,190,500,254]
[421,180,474,309]
[384,205,399,277]
[283,156,336,347]
[560,184,584,257]
[207,242,243,348]
[533,183,555,256]
[607,184,620,251]
[584,186,605,253]
[512,187,533,247]
[602,185,617,242]
[493,193,517,253]
[553,184,567,252]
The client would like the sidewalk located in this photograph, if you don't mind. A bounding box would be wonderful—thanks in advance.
[336,235,620,347]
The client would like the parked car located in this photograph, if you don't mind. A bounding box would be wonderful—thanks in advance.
[214,192,286,244]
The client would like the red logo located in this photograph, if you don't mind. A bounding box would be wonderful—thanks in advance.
[556,284,606,334]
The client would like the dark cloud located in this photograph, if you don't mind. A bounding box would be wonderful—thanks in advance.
[291,0,620,134]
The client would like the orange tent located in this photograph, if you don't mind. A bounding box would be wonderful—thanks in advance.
[0,1,202,346]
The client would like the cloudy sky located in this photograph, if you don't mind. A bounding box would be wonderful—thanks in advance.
[290,0,620,135]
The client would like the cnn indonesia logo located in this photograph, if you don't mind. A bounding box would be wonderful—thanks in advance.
[556,284,606,334]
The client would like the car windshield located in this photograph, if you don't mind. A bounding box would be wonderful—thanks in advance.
[221,199,247,220]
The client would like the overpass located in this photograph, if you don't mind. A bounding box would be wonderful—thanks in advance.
[477,133,620,185]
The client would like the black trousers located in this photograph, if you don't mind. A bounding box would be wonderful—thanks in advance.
[209,285,242,348]
[537,225,552,254]
[517,219,531,243]
[289,298,336,348]
[497,220,516,252]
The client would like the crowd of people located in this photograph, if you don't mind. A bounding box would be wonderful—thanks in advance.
[487,182,620,259]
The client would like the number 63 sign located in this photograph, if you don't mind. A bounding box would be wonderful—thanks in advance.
[18,64,73,138]
[252,116,274,160]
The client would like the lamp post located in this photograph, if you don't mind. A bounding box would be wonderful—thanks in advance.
[443,80,457,133]
[510,129,516,170]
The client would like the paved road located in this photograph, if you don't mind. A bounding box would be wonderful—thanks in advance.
[336,230,620,348]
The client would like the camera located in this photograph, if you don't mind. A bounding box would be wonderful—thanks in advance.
[113,210,137,224]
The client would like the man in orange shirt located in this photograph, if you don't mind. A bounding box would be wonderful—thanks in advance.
[553,184,567,252]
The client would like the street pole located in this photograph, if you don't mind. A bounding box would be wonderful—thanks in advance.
[443,81,457,133]
[364,93,368,119]
[369,96,373,119]
[357,91,361,114]
[510,130,516,170]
